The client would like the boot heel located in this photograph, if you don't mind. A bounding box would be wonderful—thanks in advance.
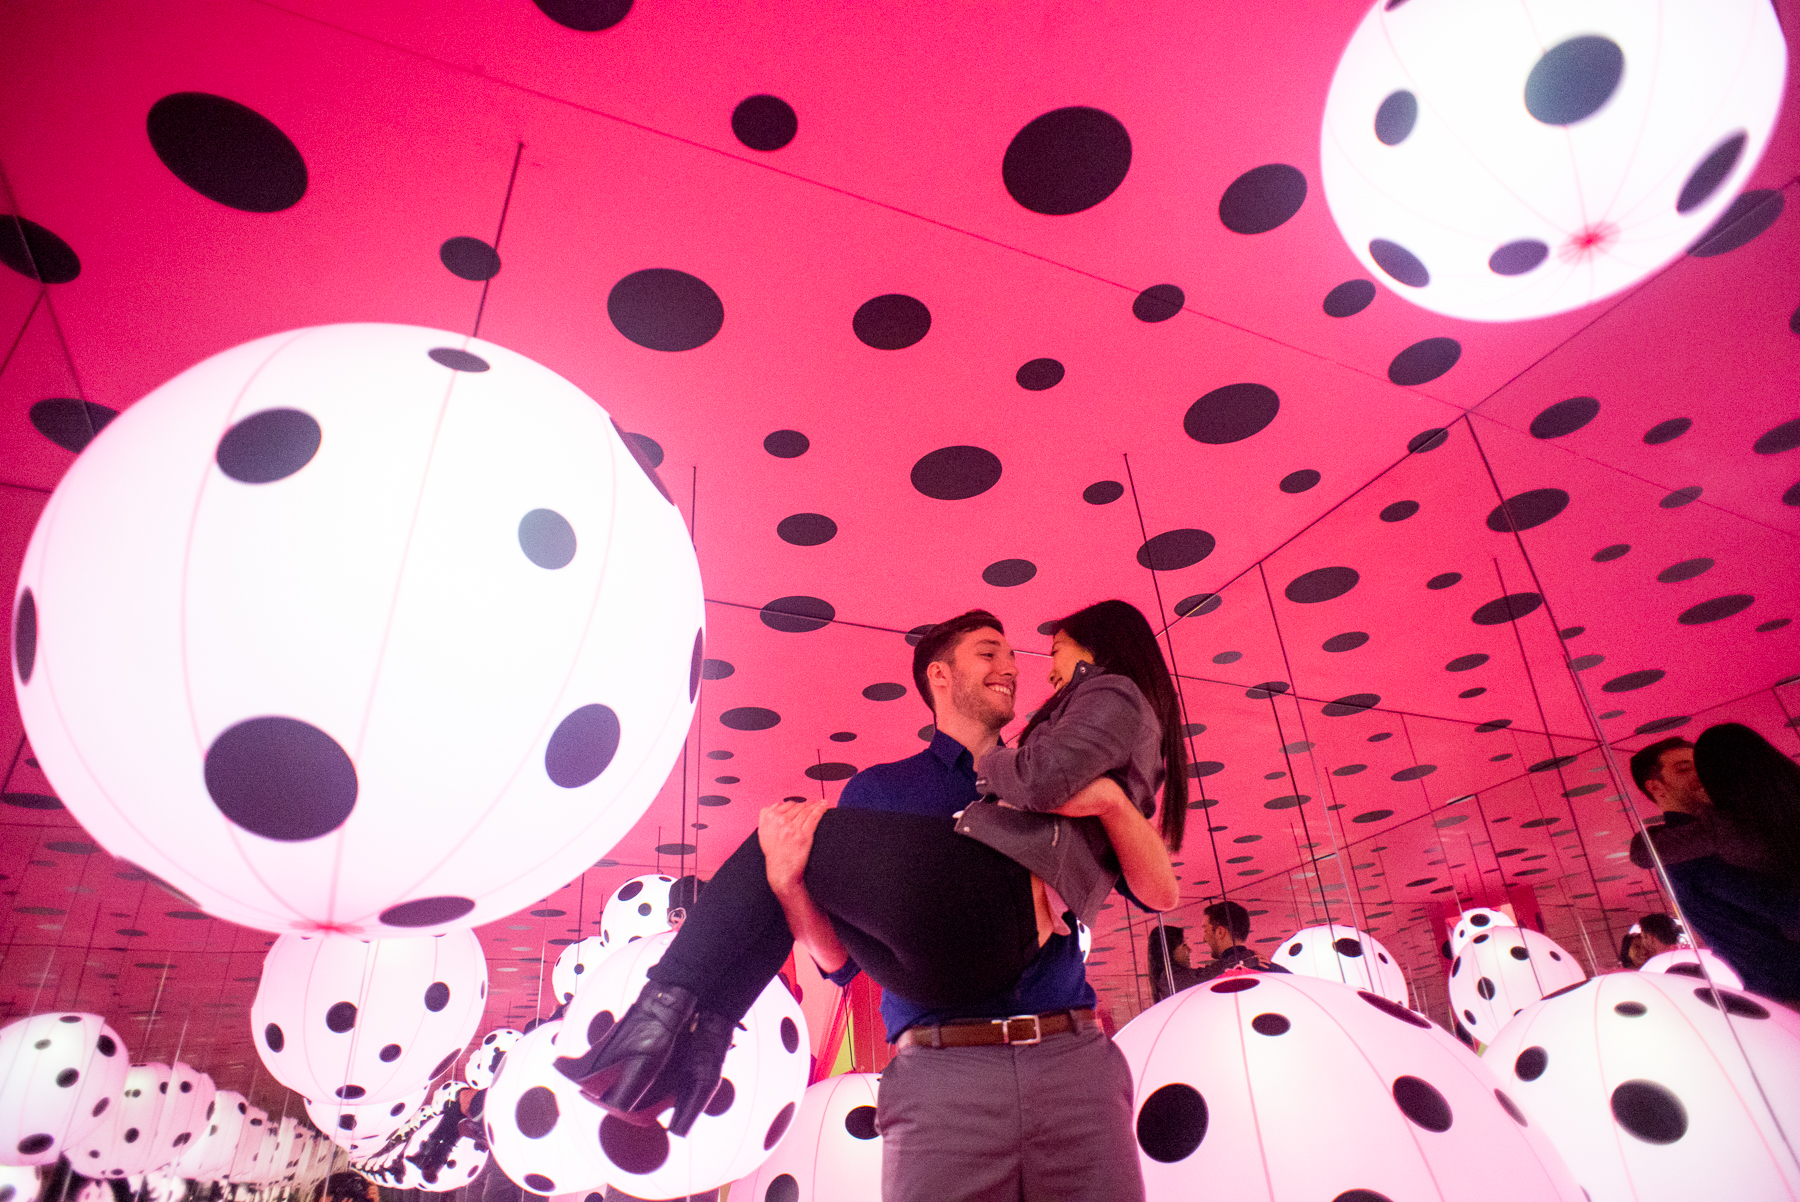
[553,982,697,1116]
[666,1011,737,1137]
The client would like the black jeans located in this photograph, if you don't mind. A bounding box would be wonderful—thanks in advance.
[648,809,1041,1023]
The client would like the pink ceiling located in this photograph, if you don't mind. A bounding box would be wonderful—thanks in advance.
[2,0,1798,1114]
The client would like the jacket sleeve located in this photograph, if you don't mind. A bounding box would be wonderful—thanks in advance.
[977,675,1151,815]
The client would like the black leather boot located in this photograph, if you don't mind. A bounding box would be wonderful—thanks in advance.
[554,981,697,1114]
[612,1007,738,1135]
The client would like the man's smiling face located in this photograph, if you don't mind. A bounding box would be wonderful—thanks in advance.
[946,626,1017,731]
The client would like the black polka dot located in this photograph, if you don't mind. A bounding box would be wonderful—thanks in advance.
[1280,469,1321,494]
[1211,977,1260,993]
[1657,557,1713,584]
[29,398,118,455]
[439,236,500,281]
[524,1176,555,1194]
[1392,765,1435,781]
[1136,1083,1207,1162]
[804,762,856,782]
[545,704,621,788]
[1472,593,1543,625]
[608,269,724,352]
[780,1016,800,1053]
[982,558,1037,587]
[1392,1076,1452,1132]
[1691,190,1784,257]
[1615,1001,1647,1016]
[702,658,734,681]
[1755,417,1800,456]
[1644,417,1693,445]
[688,631,704,703]
[380,896,475,927]
[1138,529,1215,571]
[1408,428,1449,453]
[764,429,809,458]
[1350,807,1390,822]
[1514,1047,1548,1081]
[1678,133,1747,213]
[760,596,835,633]
[123,1128,139,1144]
[1251,1013,1291,1036]
[1002,107,1132,216]
[764,1101,797,1150]
[863,682,906,701]
[828,732,855,743]
[1679,595,1754,625]
[1611,1080,1687,1144]
[1321,693,1380,717]
[1332,1193,1394,1202]
[516,509,577,569]
[1509,946,1532,961]
[1175,593,1222,617]
[1083,480,1124,504]
[912,446,1002,500]
[1322,631,1368,652]
[216,409,322,484]
[720,706,781,731]
[1602,669,1664,693]
[1285,566,1359,604]
[15,1134,52,1156]
[1333,938,1363,958]
[1426,572,1461,590]
[1475,976,1497,1000]
[1380,500,1420,522]
[1184,383,1279,444]
[1487,488,1570,532]
[1247,682,1289,700]
[1374,91,1417,145]
[844,1104,879,1139]
[1359,991,1430,1030]
[1446,653,1489,672]
[777,513,837,546]
[694,1074,734,1117]
[1016,358,1064,390]
[1758,618,1792,631]
[1322,279,1375,317]
[732,95,797,151]
[1219,164,1306,234]
[515,1085,559,1138]
[325,1001,357,1033]
[853,294,931,349]
[1388,338,1461,385]
[1494,1089,1528,1126]
[1369,240,1428,287]
[13,589,36,686]
[586,1009,616,1048]
[1525,36,1624,125]
[147,93,307,212]
[1592,543,1631,564]
[1489,240,1548,276]
[623,432,664,468]
[428,347,488,372]
[1133,284,1184,322]
[531,0,631,30]
[1660,485,1703,508]
[1530,396,1600,439]
[376,1042,401,1063]
[1693,986,1771,1019]
[765,1176,799,1202]
[0,215,80,284]
[204,716,356,840]
[417,981,450,1013]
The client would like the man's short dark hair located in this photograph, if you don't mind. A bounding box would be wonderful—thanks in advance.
[1204,900,1251,943]
[1630,737,1692,797]
[911,610,1004,714]
[1637,912,1681,946]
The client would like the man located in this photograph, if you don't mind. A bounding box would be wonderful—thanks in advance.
[1188,900,1290,985]
[760,609,1174,1202]
[1631,912,1682,964]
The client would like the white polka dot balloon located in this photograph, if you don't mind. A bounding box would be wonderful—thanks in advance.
[11,322,705,936]
[1117,973,1583,1200]
[251,929,486,1105]
[1483,971,1800,1199]
[224,1105,271,1182]
[1450,908,1514,952]
[308,1081,429,1151]
[1448,923,1587,1042]
[146,1062,215,1173]
[1321,0,1788,322]
[1270,924,1410,1006]
[172,1089,251,1180]
[0,1011,130,1167]
[0,1164,39,1202]
[1641,947,1744,990]
[730,1072,882,1202]
[551,937,613,1006]
[465,1028,522,1090]
[600,875,678,946]
[481,1021,607,1196]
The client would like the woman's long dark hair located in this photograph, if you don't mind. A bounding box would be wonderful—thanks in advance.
[1147,924,1183,1001]
[1695,721,1800,886]
[1018,598,1188,849]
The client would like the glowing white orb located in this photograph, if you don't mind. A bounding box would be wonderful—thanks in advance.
[1450,908,1514,952]
[12,323,704,936]
[731,1072,882,1202]
[0,1011,129,1166]
[172,1089,251,1180]
[464,1028,522,1090]
[1321,0,1787,321]
[600,875,679,946]
[308,1081,429,1151]
[551,937,613,1006]
[65,1064,174,1177]
[1641,947,1744,990]
[1448,925,1587,1042]
[1270,924,1410,1006]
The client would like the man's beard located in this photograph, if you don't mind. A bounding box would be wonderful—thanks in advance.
[950,667,1012,731]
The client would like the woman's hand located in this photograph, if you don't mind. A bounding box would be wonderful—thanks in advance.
[1053,775,1131,818]
[760,798,830,896]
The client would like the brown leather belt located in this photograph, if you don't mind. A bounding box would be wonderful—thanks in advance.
[895,1008,1099,1050]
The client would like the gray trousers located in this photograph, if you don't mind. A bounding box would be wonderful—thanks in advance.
[876,1026,1145,1202]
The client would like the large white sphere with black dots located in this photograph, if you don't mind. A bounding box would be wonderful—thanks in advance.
[497,929,809,1197]
[1116,973,1584,1201]
[224,1106,272,1184]
[1483,971,1800,1200]
[11,323,705,936]
[600,875,679,946]
[172,1089,251,1180]
[464,1028,522,1090]
[479,1021,607,1194]
[146,1063,215,1174]
[309,1081,431,1151]
[65,1063,172,1177]
[1270,924,1410,1006]
[0,1164,38,1202]
[730,1072,882,1202]
[550,936,613,1006]
[251,929,487,1106]
[0,1011,130,1166]
[1448,923,1587,1043]
[1321,0,1787,322]
[1449,908,1513,953]
[1641,947,1744,990]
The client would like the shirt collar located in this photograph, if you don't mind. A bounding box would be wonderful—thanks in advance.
[1068,660,1101,686]
[926,727,1005,771]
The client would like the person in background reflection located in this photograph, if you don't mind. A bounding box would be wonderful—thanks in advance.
[1630,724,1800,1004]
[1147,924,1199,1003]
[1618,928,1639,969]
[1189,900,1290,985]
[1632,913,1682,965]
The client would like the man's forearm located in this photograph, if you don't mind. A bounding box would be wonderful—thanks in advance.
[774,878,850,974]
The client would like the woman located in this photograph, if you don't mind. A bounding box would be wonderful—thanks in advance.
[1146,924,1196,1003]
[557,599,1186,1134]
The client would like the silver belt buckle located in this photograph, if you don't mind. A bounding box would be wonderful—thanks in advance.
[995,1013,1043,1045]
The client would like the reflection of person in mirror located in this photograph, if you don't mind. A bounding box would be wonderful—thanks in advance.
[1147,924,1200,1002]
[1629,726,1800,1005]
[1189,900,1290,984]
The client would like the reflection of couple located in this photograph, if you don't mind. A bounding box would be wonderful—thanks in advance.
[560,599,1188,1200]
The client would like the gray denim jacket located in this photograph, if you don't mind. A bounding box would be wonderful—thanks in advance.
[955,662,1164,929]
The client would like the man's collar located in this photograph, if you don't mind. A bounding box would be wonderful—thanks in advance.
[928,728,974,769]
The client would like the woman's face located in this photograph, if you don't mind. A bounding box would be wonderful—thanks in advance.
[1048,630,1095,691]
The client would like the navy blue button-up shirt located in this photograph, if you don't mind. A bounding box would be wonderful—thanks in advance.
[825,729,1096,1041]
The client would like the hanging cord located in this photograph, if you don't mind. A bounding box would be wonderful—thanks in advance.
[1151,912,1176,1001]
[0,161,96,450]
[1255,563,1336,929]
[469,141,524,341]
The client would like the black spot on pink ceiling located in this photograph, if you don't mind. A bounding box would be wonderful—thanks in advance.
[702,658,734,680]
[147,93,307,213]
[0,216,80,284]
[1003,107,1132,216]
[29,399,117,454]
[1754,418,1800,456]
[720,707,780,732]
[983,558,1037,586]
[216,409,321,484]
[1322,632,1368,652]
[1660,486,1703,508]
[532,0,631,30]
[439,237,500,281]
[1138,529,1215,571]
[1322,693,1380,717]
[1690,190,1784,257]
[1471,593,1543,625]
[1594,543,1630,562]
[863,682,906,701]
[1678,133,1746,214]
[1657,557,1713,583]
[1379,500,1419,522]
[1133,284,1184,322]
[1083,480,1124,504]
[428,348,488,372]
[1489,240,1548,276]
[1369,239,1429,288]
[1185,383,1279,444]
[1219,164,1307,234]
[688,632,703,702]
[1644,417,1692,445]
[732,95,796,151]
[1603,669,1665,693]
[1281,469,1321,493]
[1488,488,1570,532]
[1408,428,1449,453]
[1175,593,1221,617]
[1322,279,1375,317]
[204,716,356,841]
[764,429,809,458]
[760,596,834,633]
[1391,764,1436,781]
[1525,36,1623,126]
[853,294,930,349]
[776,514,837,546]
[1388,338,1460,386]
[1135,1083,1207,1162]
[1680,595,1754,625]
[1016,358,1064,390]
[1427,572,1461,589]
[1446,654,1488,672]
[545,704,620,788]
[609,269,724,352]
[1285,566,1359,604]
[1374,91,1416,145]
[912,446,1002,500]
[1531,396,1599,439]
